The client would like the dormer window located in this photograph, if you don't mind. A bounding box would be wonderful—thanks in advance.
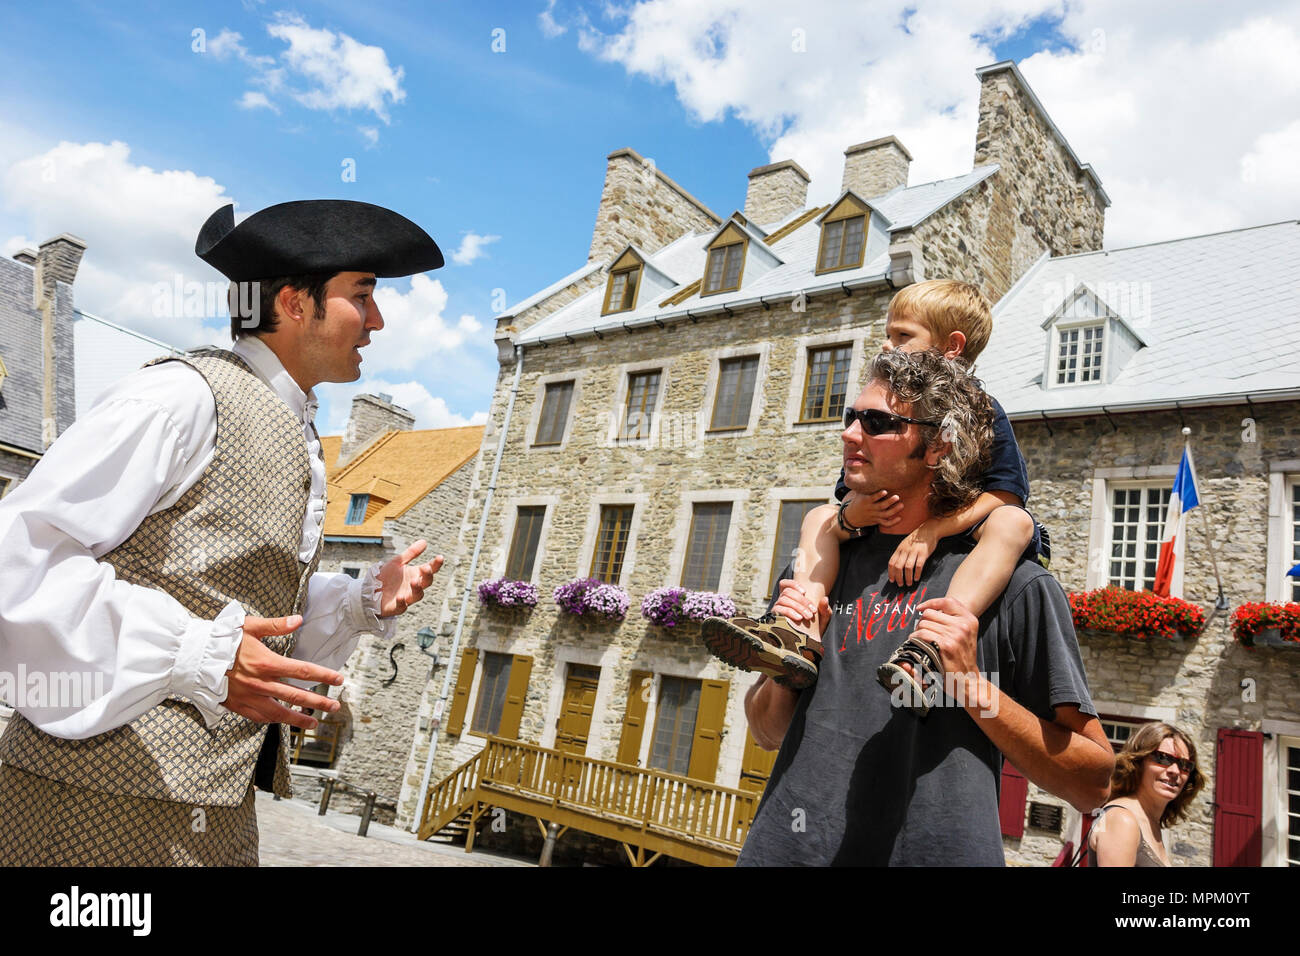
[817,214,865,272]
[815,194,871,274]
[1056,323,1105,385]
[345,494,369,525]
[0,353,7,395]
[702,223,749,296]
[601,249,644,316]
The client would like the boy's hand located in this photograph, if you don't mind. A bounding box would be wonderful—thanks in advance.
[774,580,830,634]
[843,489,903,530]
[889,523,939,587]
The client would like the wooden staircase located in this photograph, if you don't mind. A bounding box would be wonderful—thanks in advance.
[418,736,761,866]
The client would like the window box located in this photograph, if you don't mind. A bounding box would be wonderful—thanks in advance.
[640,586,736,629]
[553,577,629,621]
[477,578,539,610]
[1068,586,1205,640]
[1230,601,1300,647]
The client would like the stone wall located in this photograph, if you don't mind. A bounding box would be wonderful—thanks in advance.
[1001,401,1300,866]
[315,455,477,812]
[587,148,721,265]
[972,66,1107,300]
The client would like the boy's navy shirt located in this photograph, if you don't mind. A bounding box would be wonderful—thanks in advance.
[835,395,1029,505]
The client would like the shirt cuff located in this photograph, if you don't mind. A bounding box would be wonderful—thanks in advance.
[170,600,244,728]
[348,563,396,639]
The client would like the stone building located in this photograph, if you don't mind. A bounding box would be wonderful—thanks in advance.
[0,236,85,494]
[977,219,1300,866]
[301,391,483,819]
[394,60,1115,864]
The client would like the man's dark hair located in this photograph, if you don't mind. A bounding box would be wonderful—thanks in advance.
[229,272,336,340]
[866,348,994,517]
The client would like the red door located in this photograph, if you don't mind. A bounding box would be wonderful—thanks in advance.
[1212,729,1263,867]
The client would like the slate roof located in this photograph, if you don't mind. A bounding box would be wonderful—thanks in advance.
[516,166,999,346]
[71,310,182,418]
[977,221,1300,418]
[323,425,483,538]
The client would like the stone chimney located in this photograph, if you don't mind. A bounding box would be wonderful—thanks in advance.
[744,160,810,226]
[32,234,86,448]
[588,147,722,264]
[12,248,37,266]
[841,136,912,199]
[340,392,415,464]
[34,234,87,309]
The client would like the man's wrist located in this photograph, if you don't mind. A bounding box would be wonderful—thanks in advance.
[956,672,997,717]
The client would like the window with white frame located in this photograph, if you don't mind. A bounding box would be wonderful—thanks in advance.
[1282,736,1300,867]
[1098,715,1146,751]
[1108,484,1171,590]
[1290,479,1300,603]
[1056,324,1105,385]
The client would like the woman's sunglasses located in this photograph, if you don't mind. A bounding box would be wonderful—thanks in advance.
[843,406,943,435]
[1149,751,1194,775]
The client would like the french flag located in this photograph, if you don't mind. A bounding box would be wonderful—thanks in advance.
[1153,447,1200,597]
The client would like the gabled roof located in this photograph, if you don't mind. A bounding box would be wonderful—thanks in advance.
[323,425,484,538]
[814,189,888,227]
[978,220,1300,418]
[516,165,1000,346]
[71,309,184,419]
[1040,282,1148,347]
[606,243,679,287]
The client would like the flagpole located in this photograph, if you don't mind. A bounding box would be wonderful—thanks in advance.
[1184,427,1229,612]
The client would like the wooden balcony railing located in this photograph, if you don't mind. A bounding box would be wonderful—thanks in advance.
[419,736,761,866]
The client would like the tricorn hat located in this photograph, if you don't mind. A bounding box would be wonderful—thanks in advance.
[196,199,443,280]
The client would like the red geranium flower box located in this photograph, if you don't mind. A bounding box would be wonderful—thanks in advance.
[1230,601,1300,647]
[1068,586,1205,640]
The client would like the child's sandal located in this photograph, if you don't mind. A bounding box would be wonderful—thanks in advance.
[876,636,944,716]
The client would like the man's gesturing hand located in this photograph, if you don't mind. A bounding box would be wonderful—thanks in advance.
[223,615,343,729]
[378,540,444,618]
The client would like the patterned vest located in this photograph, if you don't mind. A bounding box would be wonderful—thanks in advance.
[0,348,320,806]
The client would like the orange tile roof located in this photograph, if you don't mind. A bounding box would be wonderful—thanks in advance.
[323,425,484,538]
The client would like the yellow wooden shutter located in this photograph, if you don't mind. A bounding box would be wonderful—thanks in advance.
[687,679,730,782]
[616,669,652,765]
[739,727,778,793]
[496,654,534,740]
[444,647,478,737]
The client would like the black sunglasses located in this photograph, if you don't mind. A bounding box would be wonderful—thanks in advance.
[843,406,942,435]
[1149,751,1194,775]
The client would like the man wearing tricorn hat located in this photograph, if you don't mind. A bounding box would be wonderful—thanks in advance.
[0,199,445,865]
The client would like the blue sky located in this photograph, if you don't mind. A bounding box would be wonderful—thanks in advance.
[2,1,1296,432]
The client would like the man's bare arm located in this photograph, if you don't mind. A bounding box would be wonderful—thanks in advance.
[744,675,799,751]
[961,680,1113,812]
[915,596,1113,812]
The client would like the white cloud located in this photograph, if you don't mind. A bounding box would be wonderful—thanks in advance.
[321,378,488,433]
[266,14,406,122]
[539,0,567,38]
[358,125,379,147]
[237,90,278,112]
[0,139,234,348]
[2,235,33,257]
[575,0,1300,247]
[205,16,406,124]
[358,273,484,375]
[450,231,501,265]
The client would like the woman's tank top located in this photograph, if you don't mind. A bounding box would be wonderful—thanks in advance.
[1086,803,1169,867]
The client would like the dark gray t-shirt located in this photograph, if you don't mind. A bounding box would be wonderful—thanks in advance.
[737,530,1096,867]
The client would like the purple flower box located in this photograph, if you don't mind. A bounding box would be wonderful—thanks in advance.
[641,586,736,628]
[552,577,629,621]
[477,578,539,609]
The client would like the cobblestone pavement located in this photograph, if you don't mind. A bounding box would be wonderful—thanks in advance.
[256,792,535,867]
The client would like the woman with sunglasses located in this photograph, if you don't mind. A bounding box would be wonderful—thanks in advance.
[1087,722,1204,866]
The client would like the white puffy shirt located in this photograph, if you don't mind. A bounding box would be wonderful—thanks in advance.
[0,335,393,739]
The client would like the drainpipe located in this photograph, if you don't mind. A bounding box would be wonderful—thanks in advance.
[412,343,524,832]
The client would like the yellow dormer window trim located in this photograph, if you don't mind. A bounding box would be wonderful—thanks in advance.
[601,248,645,316]
[0,353,8,395]
[702,223,749,297]
[815,196,869,275]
